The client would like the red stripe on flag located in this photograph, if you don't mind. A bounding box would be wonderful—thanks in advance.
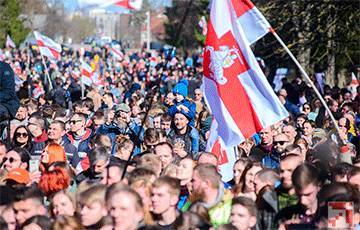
[115,0,131,8]
[204,21,262,137]
[231,0,254,17]
[211,139,229,165]
[81,69,91,78]
[112,47,124,59]
[36,40,60,59]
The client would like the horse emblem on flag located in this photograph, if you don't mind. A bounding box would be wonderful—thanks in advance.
[205,45,244,85]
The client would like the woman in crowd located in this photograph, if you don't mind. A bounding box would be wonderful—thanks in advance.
[302,102,318,121]
[38,166,71,197]
[39,143,67,172]
[51,190,76,217]
[130,179,154,225]
[232,158,251,187]
[234,162,263,201]
[302,120,316,146]
[11,125,33,152]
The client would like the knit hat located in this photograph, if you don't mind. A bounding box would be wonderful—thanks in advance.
[172,79,189,97]
[5,168,30,184]
[175,110,190,121]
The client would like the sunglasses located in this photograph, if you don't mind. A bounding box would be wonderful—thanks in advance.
[146,144,156,149]
[15,132,28,138]
[69,120,82,125]
[274,141,287,146]
[27,122,38,127]
[2,157,18,163]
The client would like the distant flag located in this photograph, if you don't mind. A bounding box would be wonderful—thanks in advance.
[115,0,143,10]
[350,72,359,87]
[198,16,208,36]
[78,0,142,10]
[6,34,16,48]
[111,45,124,60]
[349,72,359,99]
[81,60,94,86]
[78,0,119,9]
[202,0,288,146]
[33,31,62,60]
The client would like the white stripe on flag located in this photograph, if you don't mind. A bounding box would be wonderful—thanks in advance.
[81,60,93,86]
[34,31,62,59]
[202,77,245,146]
[236,7,270,44]
[82,76,92,87]
[238,70,288,128]
[6,35,16,48]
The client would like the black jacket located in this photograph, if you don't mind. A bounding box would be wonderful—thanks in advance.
[0,61,19,118]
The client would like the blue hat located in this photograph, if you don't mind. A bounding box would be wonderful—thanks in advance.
[172,79,188,97]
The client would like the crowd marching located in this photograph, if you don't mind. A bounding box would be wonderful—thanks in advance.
[0,37,359,230]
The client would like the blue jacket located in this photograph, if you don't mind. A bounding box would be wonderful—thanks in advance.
[262,152,280,169]
[167,99,196,126]
[0,61,20,118]
[96,122,122,154]
[63,129,93,168]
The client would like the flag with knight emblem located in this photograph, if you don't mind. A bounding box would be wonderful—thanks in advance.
[203,0,288,147]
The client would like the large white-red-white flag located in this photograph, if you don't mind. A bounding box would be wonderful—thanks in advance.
[6,34,16,48]
[203,0,288,146]
[81,60,94,86]
[34,31,62,60]
[78,0,142,10]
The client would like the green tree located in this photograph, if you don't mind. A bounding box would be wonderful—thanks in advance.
[0,0,30,47]
[254,0,359,86]
[164,0,209,51]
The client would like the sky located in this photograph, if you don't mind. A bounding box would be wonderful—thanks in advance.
[59,0,172,12]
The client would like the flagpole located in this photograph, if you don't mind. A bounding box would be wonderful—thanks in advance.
[40,54,53,90]
[270,28,343,143]
[26,45,32,98]
[81,74,85,99]
[146,10,151,51]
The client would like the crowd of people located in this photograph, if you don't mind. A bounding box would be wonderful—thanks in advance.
[0,43,359,230]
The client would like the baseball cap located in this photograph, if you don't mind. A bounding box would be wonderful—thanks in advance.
[312,128,327,140]
[116,103,131,113]
[5,168,30,184]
